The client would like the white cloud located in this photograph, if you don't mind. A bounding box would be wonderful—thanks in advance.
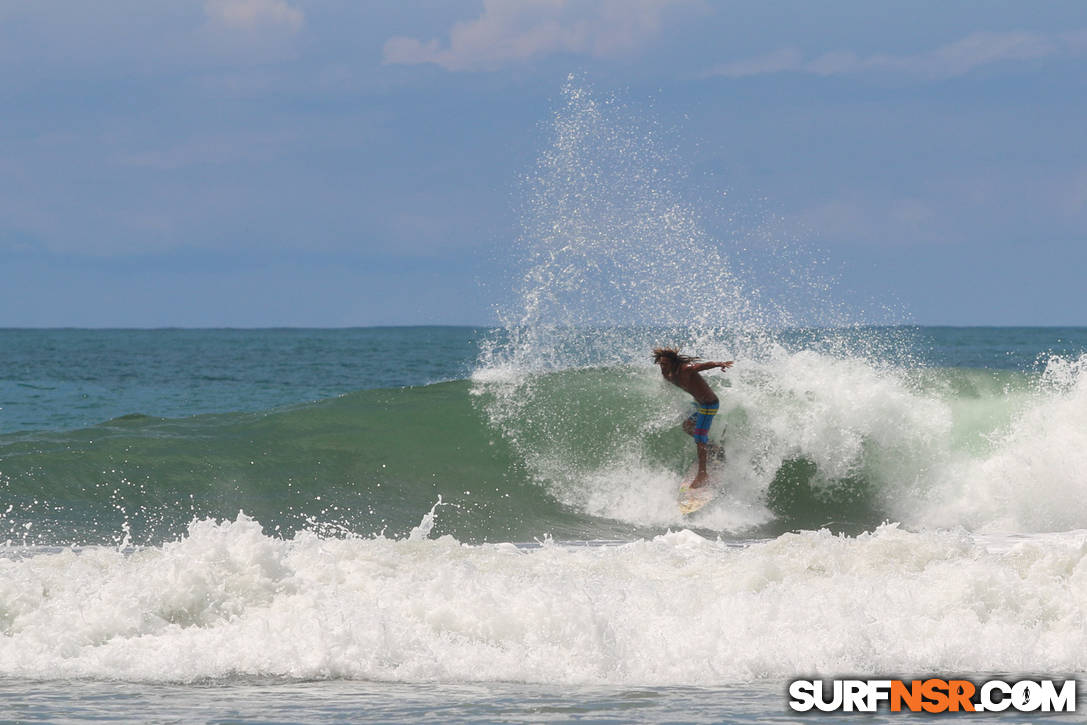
[383,0,690,71]
[710,47,804,77]
[708,29,1085,79]
[205,0,303,33]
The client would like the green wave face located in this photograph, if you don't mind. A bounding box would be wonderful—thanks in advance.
[0,383,572,546]
[4,350,1086,546]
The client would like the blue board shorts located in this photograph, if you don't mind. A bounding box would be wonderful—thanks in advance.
[686,401,719,444]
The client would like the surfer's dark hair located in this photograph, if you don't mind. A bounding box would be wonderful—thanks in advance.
[652,347,698,368]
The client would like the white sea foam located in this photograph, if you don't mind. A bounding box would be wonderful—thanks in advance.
[3,514,1087,684]
[917,354,1087,532]
[721,348,1087,534]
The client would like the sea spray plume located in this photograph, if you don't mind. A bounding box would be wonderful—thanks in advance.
[474,77,781,530]
[503,77,762,358]
[473,78,942,533]
[478,75,909,372]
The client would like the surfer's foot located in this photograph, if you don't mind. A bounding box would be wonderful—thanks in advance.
[688,472,710,489]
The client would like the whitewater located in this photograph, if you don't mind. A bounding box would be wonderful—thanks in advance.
[5,516,1087,686]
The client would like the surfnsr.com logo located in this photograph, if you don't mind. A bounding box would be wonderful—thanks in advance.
[788,678,1076,713]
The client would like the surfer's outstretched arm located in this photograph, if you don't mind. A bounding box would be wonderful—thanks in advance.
[687,360,733,373]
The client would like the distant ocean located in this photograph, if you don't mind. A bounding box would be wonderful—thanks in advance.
[3,325,1087,723]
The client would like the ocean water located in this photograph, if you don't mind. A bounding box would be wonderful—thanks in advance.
[6,80,1087,723]
[3,325,1087,723]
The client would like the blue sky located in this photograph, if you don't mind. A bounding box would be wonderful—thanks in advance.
[2,0,1085,326]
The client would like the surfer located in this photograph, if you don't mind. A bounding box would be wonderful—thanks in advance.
[652,347,733,489]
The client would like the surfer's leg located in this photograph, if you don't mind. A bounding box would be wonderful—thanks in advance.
[687,411,724,459]
[688,402,719,488]
[690,441,710,488]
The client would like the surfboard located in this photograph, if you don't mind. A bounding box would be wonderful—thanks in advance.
[678,453,725,515]
[678,480,718,515]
